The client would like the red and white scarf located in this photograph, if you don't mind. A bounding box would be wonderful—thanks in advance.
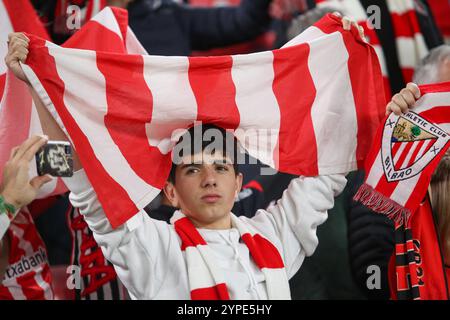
[355,81,450,225]
[170,211,290,300]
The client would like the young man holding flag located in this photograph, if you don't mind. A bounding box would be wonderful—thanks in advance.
[4,15,389,300]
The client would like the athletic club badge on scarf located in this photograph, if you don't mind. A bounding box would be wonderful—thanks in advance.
[355,81,450,225]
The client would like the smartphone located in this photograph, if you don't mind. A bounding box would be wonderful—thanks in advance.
[35,141,74,177]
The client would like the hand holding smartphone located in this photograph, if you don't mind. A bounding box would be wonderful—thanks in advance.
[35,141,74,177]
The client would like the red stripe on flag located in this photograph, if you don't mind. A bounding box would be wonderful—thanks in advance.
[315,14,386,168]
[26,36,139,228]
[406,140,426,167]
[241,234,284,269]
[419,106,450,125]
[0,73,33,179]
[0,74,5,97]
[188,56,240,130]
[96,52,172,189]
[110,7,128,42]
[375,140,415,197]
[394,141,415,171]
[191,283,230,300]
[272,42,318,174]
[63,22,125,52]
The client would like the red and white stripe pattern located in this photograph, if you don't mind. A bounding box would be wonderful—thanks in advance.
[316,0,429,100]
[68,205,128,300]
[0,6,146,201]
[171,211,290,299]
[355,82,450,224]
[0,210,53,300]
[23,13,385,228]
[0,0,63,198]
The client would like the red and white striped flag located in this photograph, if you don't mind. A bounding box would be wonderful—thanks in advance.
[0,5,146,200]
[355,81,450,225]
[22,13,385,228]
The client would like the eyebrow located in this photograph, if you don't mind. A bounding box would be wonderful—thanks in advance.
[179,160,232,170]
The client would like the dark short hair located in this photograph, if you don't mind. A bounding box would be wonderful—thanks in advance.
[168,124,240,184]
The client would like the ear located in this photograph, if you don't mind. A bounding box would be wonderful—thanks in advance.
[234,173,243,198]
[163,181,180,208]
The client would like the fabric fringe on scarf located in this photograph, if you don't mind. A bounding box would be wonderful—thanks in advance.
[353,183,412,226]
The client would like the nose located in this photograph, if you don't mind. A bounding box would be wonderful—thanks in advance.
[201,166,217,188]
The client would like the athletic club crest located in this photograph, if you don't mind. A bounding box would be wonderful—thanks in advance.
[382,112,449,182]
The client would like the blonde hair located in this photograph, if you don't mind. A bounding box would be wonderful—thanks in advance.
[430,151,450,265]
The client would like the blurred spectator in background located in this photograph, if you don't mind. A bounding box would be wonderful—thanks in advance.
[31,0,278,56]
[0,136,54,300]
[427,0,450,45]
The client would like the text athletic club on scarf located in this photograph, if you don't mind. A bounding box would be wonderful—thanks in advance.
[21,11,386,229]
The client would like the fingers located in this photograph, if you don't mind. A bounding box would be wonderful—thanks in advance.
[392,93,409,113]
[385,83,421,116]
[12,135,48,163]
[386,101,403,116]
[399,87,416,106]
[30,174,53,190]
[342,16,352,30]
[406,82,421,99]
[9,146,19,159]
[7,34,29,63]
[8,32,29,43]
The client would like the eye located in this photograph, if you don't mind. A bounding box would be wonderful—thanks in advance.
[186,167,199,174]
[216,165,229,172]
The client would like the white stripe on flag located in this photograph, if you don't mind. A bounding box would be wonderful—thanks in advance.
[390,169,421,206]
[366,151,384,186]
[393,140,408,164]
[91,7,123,40]
[47,45,159,208]
[143,55,198,155]
[232,50,280,168]
[0,1,14,76]
[126,28,148,55]
[413,139,432,163]
[399,140,420,169]
[414,92,450,114]
[307,30,358,174]
[282,26,325,48]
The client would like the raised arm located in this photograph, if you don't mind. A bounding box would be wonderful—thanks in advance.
[5,32,181,299]
[241,174,347,279]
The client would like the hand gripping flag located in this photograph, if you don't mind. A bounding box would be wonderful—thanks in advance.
[22,13,386,229]
[0,6,146,238]
[354,81,450,225]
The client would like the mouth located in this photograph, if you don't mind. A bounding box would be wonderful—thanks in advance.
[201,194,222,204]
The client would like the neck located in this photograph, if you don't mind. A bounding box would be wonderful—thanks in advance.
[188,214,232,230]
